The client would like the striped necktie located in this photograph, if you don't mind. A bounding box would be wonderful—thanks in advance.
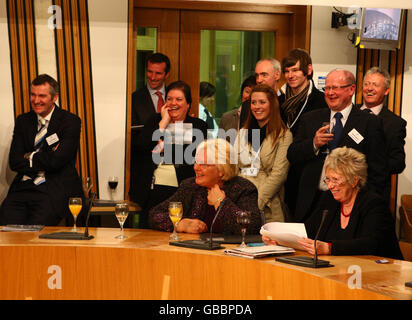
[155,91,165,113]
[33,119,48,185]
[34,119,47,150]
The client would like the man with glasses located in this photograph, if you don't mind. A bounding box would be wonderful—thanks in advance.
[287,69,387,222]
[358,67,406,204]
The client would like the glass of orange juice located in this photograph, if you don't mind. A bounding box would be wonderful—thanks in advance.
[69,197,82,232]
[169,202,183,241]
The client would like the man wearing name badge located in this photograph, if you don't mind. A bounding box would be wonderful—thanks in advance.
[130,53,170,215]
[358,67,407,204]
[287,69,387,223]
[0,74,83,226]
[281,48,328,219]
[239,58,284,128]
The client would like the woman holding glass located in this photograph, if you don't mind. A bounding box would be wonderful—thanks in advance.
[263,147,403,260]
[236,84,293,223]
[149,139,261,235]
[134,81,208,228]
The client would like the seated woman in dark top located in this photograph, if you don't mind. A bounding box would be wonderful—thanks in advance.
[263,146,403,260]
[149,139,261,234]
[134,80,208,228]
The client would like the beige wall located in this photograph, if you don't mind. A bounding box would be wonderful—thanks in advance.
[0,0,15,201]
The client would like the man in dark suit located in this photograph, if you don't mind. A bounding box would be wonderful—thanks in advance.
[130,53,170,214]
[359,67,407,203]
[280,48,329,219]
[0,74,83,226]
[287,69,387,222]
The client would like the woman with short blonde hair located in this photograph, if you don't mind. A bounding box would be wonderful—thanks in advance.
[149,139,261,235]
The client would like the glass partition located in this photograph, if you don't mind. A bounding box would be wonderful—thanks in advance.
[200,30,275,123]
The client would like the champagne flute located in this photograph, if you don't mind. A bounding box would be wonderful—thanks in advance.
[236,210,251,248]
[169,202,183,241]
[115,202,129,239]
[69,197,82,232]
[321,121,332,154]
[108,176,118,200]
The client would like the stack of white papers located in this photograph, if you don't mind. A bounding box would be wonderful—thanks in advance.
[224,245,295,259]
[260,222,307,250]
[2,224,44,232]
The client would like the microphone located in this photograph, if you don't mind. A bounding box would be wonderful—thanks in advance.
[275,209,333,268]
[313,209,329,267]
[83,192,96,239]
[209,199,225,249]
[39,193,96,240]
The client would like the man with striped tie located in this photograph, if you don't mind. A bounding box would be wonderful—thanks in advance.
[0,74,83,226]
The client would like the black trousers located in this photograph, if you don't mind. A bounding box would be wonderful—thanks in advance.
[0,181,62,226]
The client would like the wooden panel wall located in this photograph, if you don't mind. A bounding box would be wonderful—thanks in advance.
[53,0,98,195]
[6,0,38,117]
[355,16,407,216]
[7,0,99,197]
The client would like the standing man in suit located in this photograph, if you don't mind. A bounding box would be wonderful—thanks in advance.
[131,53,170,126]
[281,48,329,219]
[287,69,387,222]
[239,58,283,127]
[130,53,170,211]
[359,67,407,203]
[0,74,83,226]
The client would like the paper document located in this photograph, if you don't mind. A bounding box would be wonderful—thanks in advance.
[224,244,295,259]
[2,224,44,232]
[260,222,307,250]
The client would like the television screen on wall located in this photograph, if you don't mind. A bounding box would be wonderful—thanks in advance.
[359,8,405,50]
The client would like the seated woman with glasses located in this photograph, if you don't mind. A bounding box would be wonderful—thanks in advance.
[149,139,261,234]
[263,146,403,259]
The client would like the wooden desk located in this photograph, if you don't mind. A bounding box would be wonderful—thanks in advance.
[0,227,411,300]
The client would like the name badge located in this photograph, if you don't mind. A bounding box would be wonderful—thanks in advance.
[348,129,364,144]
[46,133,59,146]
[241,167,258,177]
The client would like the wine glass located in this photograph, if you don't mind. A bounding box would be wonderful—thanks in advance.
[236,210,251,248]
[321,121,332,154]
[69,197,82,232]
[115,202,129,239]
[108,176,118,200]
[169,202,183,241]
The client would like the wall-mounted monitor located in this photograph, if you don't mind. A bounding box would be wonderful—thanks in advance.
[358,8,405,50]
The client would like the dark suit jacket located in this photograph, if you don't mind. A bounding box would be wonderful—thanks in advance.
[305,189,403,260]
[357,105,407,203]
[6,106,83,221]
[131,86,157,126]
[287,105,387,222]
[130,86,158,206]
[129,113,208,208]
[282,85,328,219]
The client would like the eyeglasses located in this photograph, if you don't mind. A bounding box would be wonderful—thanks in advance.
[323,84,353,92]
[323,177,346,186]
